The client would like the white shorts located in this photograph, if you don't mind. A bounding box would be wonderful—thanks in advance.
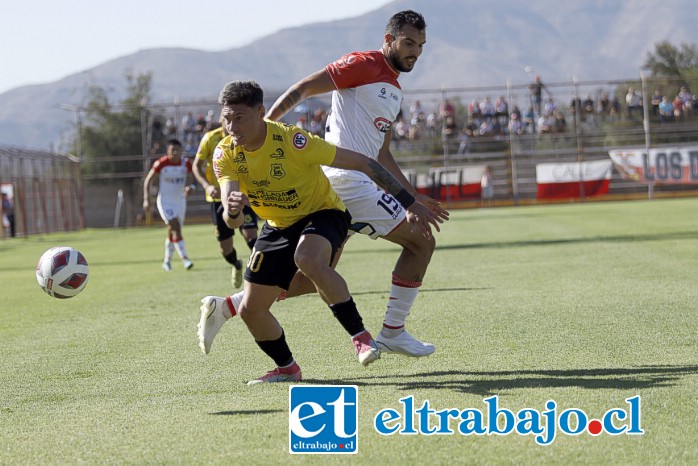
[330,179,406,240]
[157,196,186,225]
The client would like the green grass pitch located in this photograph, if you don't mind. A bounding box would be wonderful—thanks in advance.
[1,198,697,464]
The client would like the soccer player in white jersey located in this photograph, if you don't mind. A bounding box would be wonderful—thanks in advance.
[262,10,449,357]
[143,139,195,271]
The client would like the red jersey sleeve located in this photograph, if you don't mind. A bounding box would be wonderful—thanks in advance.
[325,50,399,89]
[152,156,167,173]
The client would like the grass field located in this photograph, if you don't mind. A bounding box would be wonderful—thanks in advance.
[1,198,697,464]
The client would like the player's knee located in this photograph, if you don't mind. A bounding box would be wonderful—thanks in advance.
[294,252,326,279]
[404,231,436,256]
[423,234,436,254]
[236,304,252,322]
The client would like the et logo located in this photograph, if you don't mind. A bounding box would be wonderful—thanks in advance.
[289,385,358,454]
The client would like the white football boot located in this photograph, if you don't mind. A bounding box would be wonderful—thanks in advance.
[375,329,435,357]
[197,296,230,354]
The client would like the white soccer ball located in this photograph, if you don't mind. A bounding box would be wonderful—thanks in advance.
[36,246,90,299]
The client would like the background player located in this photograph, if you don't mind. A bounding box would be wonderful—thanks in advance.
[193,116,259,288]
[143,139,195,271]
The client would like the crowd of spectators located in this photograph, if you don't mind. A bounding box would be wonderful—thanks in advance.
[148,106,331,156]
[392,81,698,154]
[649,86,696,123]
[144,82,698,157]
[149,109,222,156]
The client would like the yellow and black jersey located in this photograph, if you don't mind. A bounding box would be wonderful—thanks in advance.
[194,127,226,202]
[213,120,345,228]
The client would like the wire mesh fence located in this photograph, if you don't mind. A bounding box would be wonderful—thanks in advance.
[4,75,698,235]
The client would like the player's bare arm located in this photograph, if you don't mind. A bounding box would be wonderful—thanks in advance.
[219,180,247,229]
[331,148,448,238]
[265,69,336,121]
[142,169,157,209]
[184,172,196,196]
[375,133,449,224]
[376,130,443,212]
[192,158,207,186]
[375,129,416,192]
[193,158,219,199]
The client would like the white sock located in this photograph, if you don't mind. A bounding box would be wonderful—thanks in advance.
[228,291,244,317]
[220,293,243,320]
[164,239,174,262]
[381,278,420,338]
[173,239,188,259]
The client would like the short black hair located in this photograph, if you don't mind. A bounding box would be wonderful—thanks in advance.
[167,138,182,147]
[385,10,426,37]
[218,80,264,107]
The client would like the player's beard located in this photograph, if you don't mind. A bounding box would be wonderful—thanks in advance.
[388,50,417,73]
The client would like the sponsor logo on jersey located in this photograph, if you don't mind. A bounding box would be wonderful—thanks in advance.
[269,148,285,159]
[373,117,392,132]
[251,179,271,187]
[270,163,286,180]
[293,132,307,149]
[233,152,247,164]
[213,146,224,161]
[378,88,387,99]
[273,134,283,142]
[337,54,357,69]
[248,188,299,209]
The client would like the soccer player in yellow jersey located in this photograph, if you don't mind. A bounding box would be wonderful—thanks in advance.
[196,80,446,385]
[193,118,259,288]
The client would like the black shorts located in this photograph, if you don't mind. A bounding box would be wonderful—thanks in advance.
[244,209,350,290]
[211,202,259,241]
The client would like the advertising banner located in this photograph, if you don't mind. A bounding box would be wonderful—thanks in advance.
[609,147,698,184]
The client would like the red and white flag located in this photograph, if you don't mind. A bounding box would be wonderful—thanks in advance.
[414,165,488,201]
[536,160,612,199]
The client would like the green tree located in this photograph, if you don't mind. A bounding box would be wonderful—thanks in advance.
[642,41,698,94]
[643,41,698,78]
[76,71,153,176]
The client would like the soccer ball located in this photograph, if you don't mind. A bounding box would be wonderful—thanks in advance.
[36,247,89,298]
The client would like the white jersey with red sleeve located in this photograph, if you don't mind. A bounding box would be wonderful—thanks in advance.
[153,156,192,200]
[322,50,402,184]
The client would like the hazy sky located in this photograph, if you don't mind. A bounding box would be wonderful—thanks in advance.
[0,0,393,95]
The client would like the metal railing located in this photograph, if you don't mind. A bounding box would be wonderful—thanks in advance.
[11,75,698,232]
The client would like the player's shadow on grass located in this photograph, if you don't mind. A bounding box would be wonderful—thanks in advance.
[344,230,698,255]
[436,230,698,251]
[294,287,492,298]
[288,287,492,299]
[308,365,698,396]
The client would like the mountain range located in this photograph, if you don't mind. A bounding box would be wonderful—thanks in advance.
[2,0,698,150]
